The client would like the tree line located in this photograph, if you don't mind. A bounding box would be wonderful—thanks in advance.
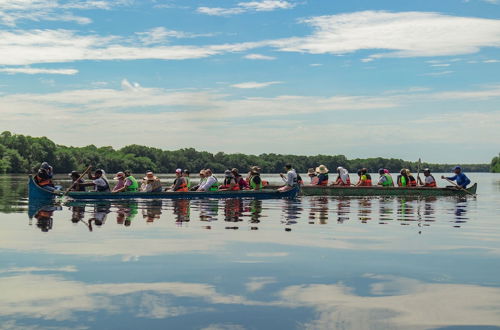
[491,153,500,173]
[0,131,492,175]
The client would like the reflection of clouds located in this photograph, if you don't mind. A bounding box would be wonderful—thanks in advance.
[278,275,500,329]
[1,273,499,329]
[0,266,77,274]
[0,274,264,322]
[245,277,277,292]
[201,324,246,330]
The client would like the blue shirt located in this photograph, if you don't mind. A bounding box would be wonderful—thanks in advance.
[447,173,471,188]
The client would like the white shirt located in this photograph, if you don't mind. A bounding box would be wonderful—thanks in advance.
[93,177,108,191]
[199,175,217,191]
[425,175,435,185]
[282,169,297,186]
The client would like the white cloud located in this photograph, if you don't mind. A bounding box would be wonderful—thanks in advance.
[135,27,213,45]
[0,67,78,75]
[243,53,276,60]
[230,81,282,89]
[422,70,454,76]
[239,0,295,11]
[430,63,451,67]
[0,0,123,26]
[0,29,264,66]
[484,59,500,63]
[197,0,295,16]
[197,7,245,16]
[271,11,500,59]
[309,63,322,66]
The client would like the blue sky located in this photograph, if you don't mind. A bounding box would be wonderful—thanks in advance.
[0,0,499,163]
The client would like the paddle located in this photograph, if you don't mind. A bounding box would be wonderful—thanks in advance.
[416,158,422,186]
[443,178,476,197]
[64,165,92,196]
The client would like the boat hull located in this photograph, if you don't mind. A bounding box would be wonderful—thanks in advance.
[28,176,298,200]
[290,184,477,197]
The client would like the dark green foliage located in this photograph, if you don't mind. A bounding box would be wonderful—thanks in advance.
[0,131,491,174]
[491,153,500,173]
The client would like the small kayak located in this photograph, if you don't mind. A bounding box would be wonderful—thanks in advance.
[28,175,299,201]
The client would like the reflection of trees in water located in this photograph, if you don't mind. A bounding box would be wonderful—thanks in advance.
[0,175,28,213]
[308,197,329,225]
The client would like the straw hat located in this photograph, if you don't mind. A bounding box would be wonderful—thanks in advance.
[250,166,261,173]
[316,165,329,174]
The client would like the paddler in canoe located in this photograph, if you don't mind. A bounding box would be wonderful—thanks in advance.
[355,168,372,186]
[441,166,471,189]
[331,166,350,186]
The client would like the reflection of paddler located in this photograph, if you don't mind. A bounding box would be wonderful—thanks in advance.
[70,205,85,223]
[173,199,190,224]
[89,202,111,227]
[142,200,162,223]
[224,199,243,222]
[337,198,351,223]
[198,199,218,222]
[34,206,55,232]
[358,198,372,223]
[249,199,262,223]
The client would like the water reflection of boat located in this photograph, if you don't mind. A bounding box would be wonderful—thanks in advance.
[28,175,298,201]
[142,200,163,223]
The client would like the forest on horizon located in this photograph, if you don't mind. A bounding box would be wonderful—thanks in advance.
[0,131,494,174]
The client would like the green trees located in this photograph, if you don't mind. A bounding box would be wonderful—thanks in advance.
[0,131,492,174]
[491,153,500,173]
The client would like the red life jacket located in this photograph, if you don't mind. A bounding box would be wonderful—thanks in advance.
[424,175,437,187]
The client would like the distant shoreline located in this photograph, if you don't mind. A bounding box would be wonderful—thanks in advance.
[0,131,492,174]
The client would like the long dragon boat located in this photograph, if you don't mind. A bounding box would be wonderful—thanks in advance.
[269,183,477,197]
[28,175,299,201]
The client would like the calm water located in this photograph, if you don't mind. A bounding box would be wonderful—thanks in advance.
[1,173,500,330]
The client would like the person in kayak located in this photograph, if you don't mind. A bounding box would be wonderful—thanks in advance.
[442,166,471,188]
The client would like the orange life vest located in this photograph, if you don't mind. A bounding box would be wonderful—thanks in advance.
[35,175,53,187]
[175,179,188,192]
[408,176,417,187]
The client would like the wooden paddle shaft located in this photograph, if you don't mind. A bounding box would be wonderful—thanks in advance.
[64,165,92,195]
